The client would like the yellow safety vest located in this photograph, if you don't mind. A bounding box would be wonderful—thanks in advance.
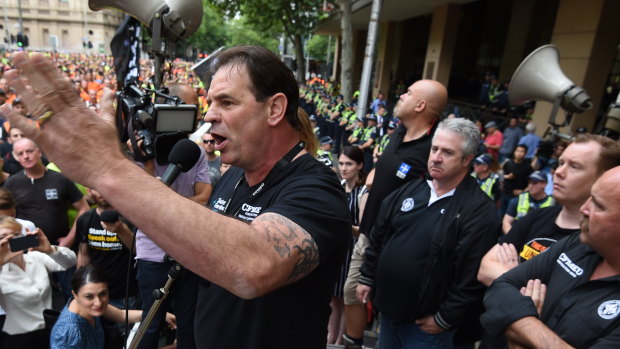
[472,173,499,199]
[516,193,555,219]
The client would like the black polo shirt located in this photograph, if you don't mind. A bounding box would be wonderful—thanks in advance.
[482,232,620,348]
[196,154,350,349]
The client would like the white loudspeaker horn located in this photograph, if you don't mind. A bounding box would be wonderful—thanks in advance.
[509,44,592,113]
[89,0,202,40]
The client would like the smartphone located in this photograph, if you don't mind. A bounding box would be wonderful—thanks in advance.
[9,234,40,252]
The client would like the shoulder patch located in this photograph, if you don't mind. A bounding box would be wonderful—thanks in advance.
[598,300,620,320]
[401,198,414,212]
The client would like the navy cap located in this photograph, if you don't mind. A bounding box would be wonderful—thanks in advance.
[309,114,317,121]
[320,136,334,146]
[366,114,377,121]
[474,154,493,166]
[388,120,397,129]
[529,171,547,182]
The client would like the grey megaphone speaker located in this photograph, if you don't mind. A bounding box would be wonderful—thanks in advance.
[89,0,202,40]
[509,44,592,113]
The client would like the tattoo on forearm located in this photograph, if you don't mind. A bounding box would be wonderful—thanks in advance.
[255,213,320,283]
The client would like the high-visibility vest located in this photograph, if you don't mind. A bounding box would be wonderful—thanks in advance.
[350,127,363,144]
[516,192,555,219]
[472,173,499,199]
[377,133,391,153]
[360,126,377,147]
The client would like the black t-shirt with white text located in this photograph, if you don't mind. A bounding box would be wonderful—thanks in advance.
[196,154,350,349]
[76,209,137,299]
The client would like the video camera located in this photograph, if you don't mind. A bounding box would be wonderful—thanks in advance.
[89,0,204,164]
[116,82,198,164]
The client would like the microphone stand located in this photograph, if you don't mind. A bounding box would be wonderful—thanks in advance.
[129,263,183,349]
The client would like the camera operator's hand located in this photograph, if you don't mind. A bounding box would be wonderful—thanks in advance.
[0,52,127,189]
[125,137,155,175]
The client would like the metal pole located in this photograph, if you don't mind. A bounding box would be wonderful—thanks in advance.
[327,35,331,66]
[356,0,382,120]
[305,35,310,81]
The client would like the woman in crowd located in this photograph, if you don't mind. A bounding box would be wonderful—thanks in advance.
[50,265,158,349]
[327,146,368,345]
[0,216,76,348]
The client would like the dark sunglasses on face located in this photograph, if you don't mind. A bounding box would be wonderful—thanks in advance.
[203,139,215,144]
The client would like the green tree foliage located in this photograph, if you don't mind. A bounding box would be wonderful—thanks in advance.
[307,35,332,62]
[227,18,279,51]
[209,0,324,82]
[187,1,229,53]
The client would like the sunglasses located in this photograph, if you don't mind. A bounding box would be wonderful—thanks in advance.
[203,139,215,144]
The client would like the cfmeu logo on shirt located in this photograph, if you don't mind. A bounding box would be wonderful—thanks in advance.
[238,203,263,221]
[598,300,620,320]
[401,198,414,212]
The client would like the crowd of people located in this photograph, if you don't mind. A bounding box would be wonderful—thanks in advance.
[0,46,617,349]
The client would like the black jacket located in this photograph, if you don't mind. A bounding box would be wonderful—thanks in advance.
[360,175,500,329]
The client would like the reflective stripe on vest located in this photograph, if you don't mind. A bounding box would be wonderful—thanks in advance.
[471,173,498,199]
[516,193,555,219]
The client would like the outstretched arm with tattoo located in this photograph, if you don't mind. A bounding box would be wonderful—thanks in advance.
[0,52,325,301]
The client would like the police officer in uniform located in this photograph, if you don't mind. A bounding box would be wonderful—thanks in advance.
[358,115,379,173]
[471,154,500,206]
[502,171,555,234]
[317,136,337,171]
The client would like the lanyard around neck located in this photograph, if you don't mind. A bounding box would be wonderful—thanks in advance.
[223,141,305,215]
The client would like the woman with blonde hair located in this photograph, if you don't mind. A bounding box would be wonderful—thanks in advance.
[0,216,76,348]
[297,107,319,156]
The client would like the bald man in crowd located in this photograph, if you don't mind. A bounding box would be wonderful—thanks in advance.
[482,166,620,348]
[343,80,449,348]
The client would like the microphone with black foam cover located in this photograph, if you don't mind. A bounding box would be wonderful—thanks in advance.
[100,210,120,223]
[161,138,202,187]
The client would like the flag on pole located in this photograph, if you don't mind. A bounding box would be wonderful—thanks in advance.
[111,15,141,89]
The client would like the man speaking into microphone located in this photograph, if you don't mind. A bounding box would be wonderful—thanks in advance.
[1,46,350,349]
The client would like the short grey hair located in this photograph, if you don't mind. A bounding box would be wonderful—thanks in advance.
[526,122,536,133]
[435,118,481,157]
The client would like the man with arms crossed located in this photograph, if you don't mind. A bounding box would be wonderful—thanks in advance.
[478,134,620,286]
[481,166,620,348]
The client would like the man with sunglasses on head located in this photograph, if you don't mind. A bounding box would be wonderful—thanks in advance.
[201,132,222,186]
